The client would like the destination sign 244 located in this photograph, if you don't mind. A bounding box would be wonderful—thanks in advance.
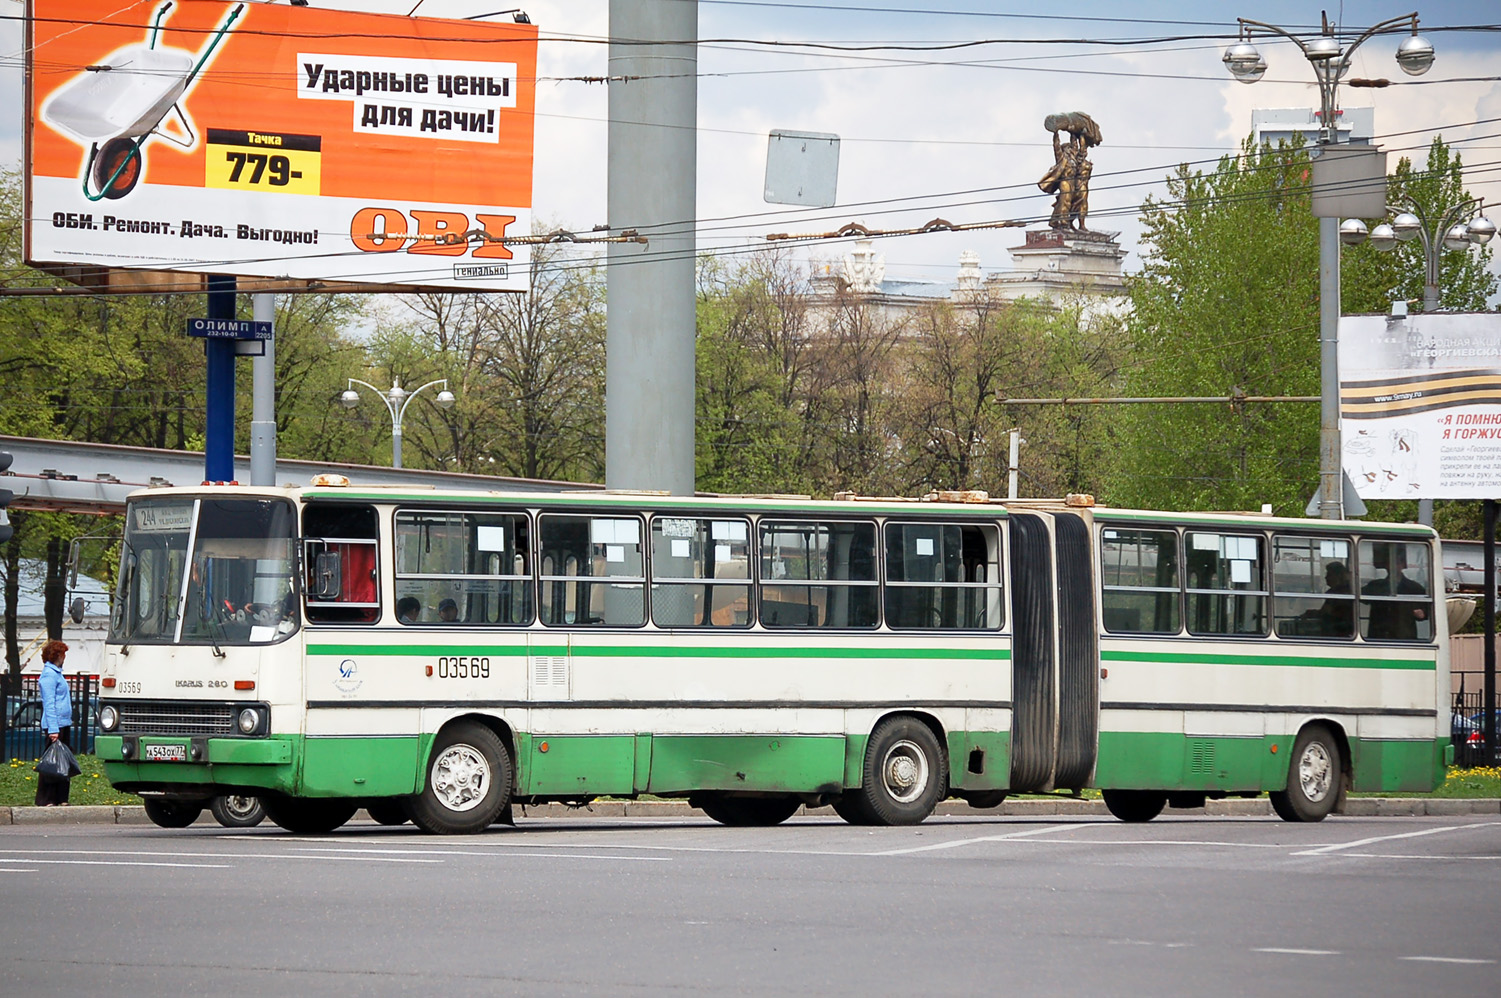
[187,318,273,340]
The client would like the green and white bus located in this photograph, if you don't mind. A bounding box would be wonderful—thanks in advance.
[96,478,1450,833]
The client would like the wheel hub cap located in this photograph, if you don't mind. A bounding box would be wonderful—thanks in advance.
[432,744,490,812]
[882,739,929,804]
[1298,743,1333,802]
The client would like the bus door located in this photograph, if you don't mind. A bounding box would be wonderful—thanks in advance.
[1007,511,1099,792]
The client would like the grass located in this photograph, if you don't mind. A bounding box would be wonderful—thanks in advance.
[2,754,142,807]
[1,760,1498,808]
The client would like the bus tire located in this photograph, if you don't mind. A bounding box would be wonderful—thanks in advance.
[260,797,359,834]
[1102,789,1167,822]
[691,793,801,826]
[408,721,511,834]
[366,801,410,826]
[842,716,948,826]
[210,795,265,828]
[143,798,203,828]
[1270,725,1341,823]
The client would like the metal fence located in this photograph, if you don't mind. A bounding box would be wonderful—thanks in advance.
[2,672,99,761]
[1452,679,1499,769]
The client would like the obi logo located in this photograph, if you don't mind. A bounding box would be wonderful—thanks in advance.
[349,208,514,258]
[334,658,362,694]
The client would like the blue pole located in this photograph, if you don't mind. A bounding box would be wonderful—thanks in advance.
[204,275,237,482]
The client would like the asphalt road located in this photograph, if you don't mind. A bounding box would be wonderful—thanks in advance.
[2,813,1497,997]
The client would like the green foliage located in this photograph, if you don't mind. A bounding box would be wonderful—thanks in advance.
[0,753,141,806]
[1107,136,1495,514]
[1107,140,1322,512]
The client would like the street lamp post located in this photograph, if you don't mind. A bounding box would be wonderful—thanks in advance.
[340,378,456,469]
[1342,198,1495,523]
[1224,12,1435,519]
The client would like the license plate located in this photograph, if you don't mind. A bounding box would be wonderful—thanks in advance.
[144,744,187,762]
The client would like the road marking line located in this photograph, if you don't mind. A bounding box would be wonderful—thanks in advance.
[4,858,233,869]
[1339,853,1501,861]
[1292,822,1501,856]
[0,848,441,865]
[1400,956,1496,965]
[868,824,1079,856]
[1253,948,1340,956]
[293,846,671,862]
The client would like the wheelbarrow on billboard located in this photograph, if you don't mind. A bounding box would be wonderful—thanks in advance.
[43,2,244,201]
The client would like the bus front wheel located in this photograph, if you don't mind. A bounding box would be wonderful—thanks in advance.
[1270,726,1342,823]
[1102,789,1167,822]
[838,716,947,826]
[409,721,512,834]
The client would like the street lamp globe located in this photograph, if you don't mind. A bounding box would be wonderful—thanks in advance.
[1395,34,1436,76]
[1222,42,1266,83]
[1339,218,1369,245]
[1368,222,1399,252]
[1443,223,1473,252]
[1391,212,1422,242]
[339,389,361,409]
[436,389,457,410]
[1467,215,1496,245]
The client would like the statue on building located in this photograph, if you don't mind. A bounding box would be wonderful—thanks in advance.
[842,238,885,294]
[1038,112,1101,233]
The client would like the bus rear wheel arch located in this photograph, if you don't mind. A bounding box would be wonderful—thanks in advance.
[1271,723,1344,823]
[409,719,513,834]
[836,714,948,826]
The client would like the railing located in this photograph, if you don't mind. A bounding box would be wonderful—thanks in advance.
[1452,680,1498,769]
[1,672,99,761]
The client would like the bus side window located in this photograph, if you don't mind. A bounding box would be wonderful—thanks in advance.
[303,503,380,624]
[758,520,878,629]
[1358,539,1433,642]
[1099,527,1181,634]
[1185,532,1266,637]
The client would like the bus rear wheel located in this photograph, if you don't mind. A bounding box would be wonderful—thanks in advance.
[691,793,801,826]
[838,716,947,826]
[408,721,512,834]
[1270,726,1341,823]
[260,797,358,834]
[1102,789,1167,823]
[143,798,204,828]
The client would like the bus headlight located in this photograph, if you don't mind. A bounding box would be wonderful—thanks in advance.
[237,708,261,734]
[99,705,119,732]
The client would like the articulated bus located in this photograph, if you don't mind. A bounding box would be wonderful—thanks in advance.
[96,478,1450,833]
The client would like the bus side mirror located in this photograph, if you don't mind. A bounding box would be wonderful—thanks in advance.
[69,597,86,624]
[312,551,342,600]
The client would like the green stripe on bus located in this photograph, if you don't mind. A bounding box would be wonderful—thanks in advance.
[307,642,1010,661]
[1101,649,1434,670]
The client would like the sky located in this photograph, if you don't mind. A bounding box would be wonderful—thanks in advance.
[3,0,1498,289]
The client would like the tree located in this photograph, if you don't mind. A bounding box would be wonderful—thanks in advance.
[1105,139,1324,513]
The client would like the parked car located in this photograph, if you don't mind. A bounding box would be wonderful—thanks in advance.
[1453,711,1501,765]
[4,697,99,760]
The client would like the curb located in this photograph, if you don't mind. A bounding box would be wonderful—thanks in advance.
[3,797,1499,826]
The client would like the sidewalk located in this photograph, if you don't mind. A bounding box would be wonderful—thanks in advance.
[3,796,1499,825]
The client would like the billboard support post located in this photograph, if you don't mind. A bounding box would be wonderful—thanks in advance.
[605,0,697,496]
[204,275,235,482]
[249,292,276,486]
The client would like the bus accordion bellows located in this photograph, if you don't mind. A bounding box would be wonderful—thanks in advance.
[96,479,1450,833]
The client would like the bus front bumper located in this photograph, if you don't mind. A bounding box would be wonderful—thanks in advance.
[97,735,297,795]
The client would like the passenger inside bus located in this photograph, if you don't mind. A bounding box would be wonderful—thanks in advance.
[1315,561,1353,637]
[396,596,421,624]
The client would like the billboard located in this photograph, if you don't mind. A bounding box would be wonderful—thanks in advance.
[1339,311,1501,500]
[25,0,537,291]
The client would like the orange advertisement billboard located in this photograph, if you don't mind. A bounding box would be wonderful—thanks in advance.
[26,0,537,290]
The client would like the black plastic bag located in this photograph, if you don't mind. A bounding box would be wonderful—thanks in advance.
[36,740,81,781]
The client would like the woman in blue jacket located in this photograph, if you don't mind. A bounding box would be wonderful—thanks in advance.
[37,640,73,806]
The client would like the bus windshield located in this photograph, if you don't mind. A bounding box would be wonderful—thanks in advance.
[111,496,298,646]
